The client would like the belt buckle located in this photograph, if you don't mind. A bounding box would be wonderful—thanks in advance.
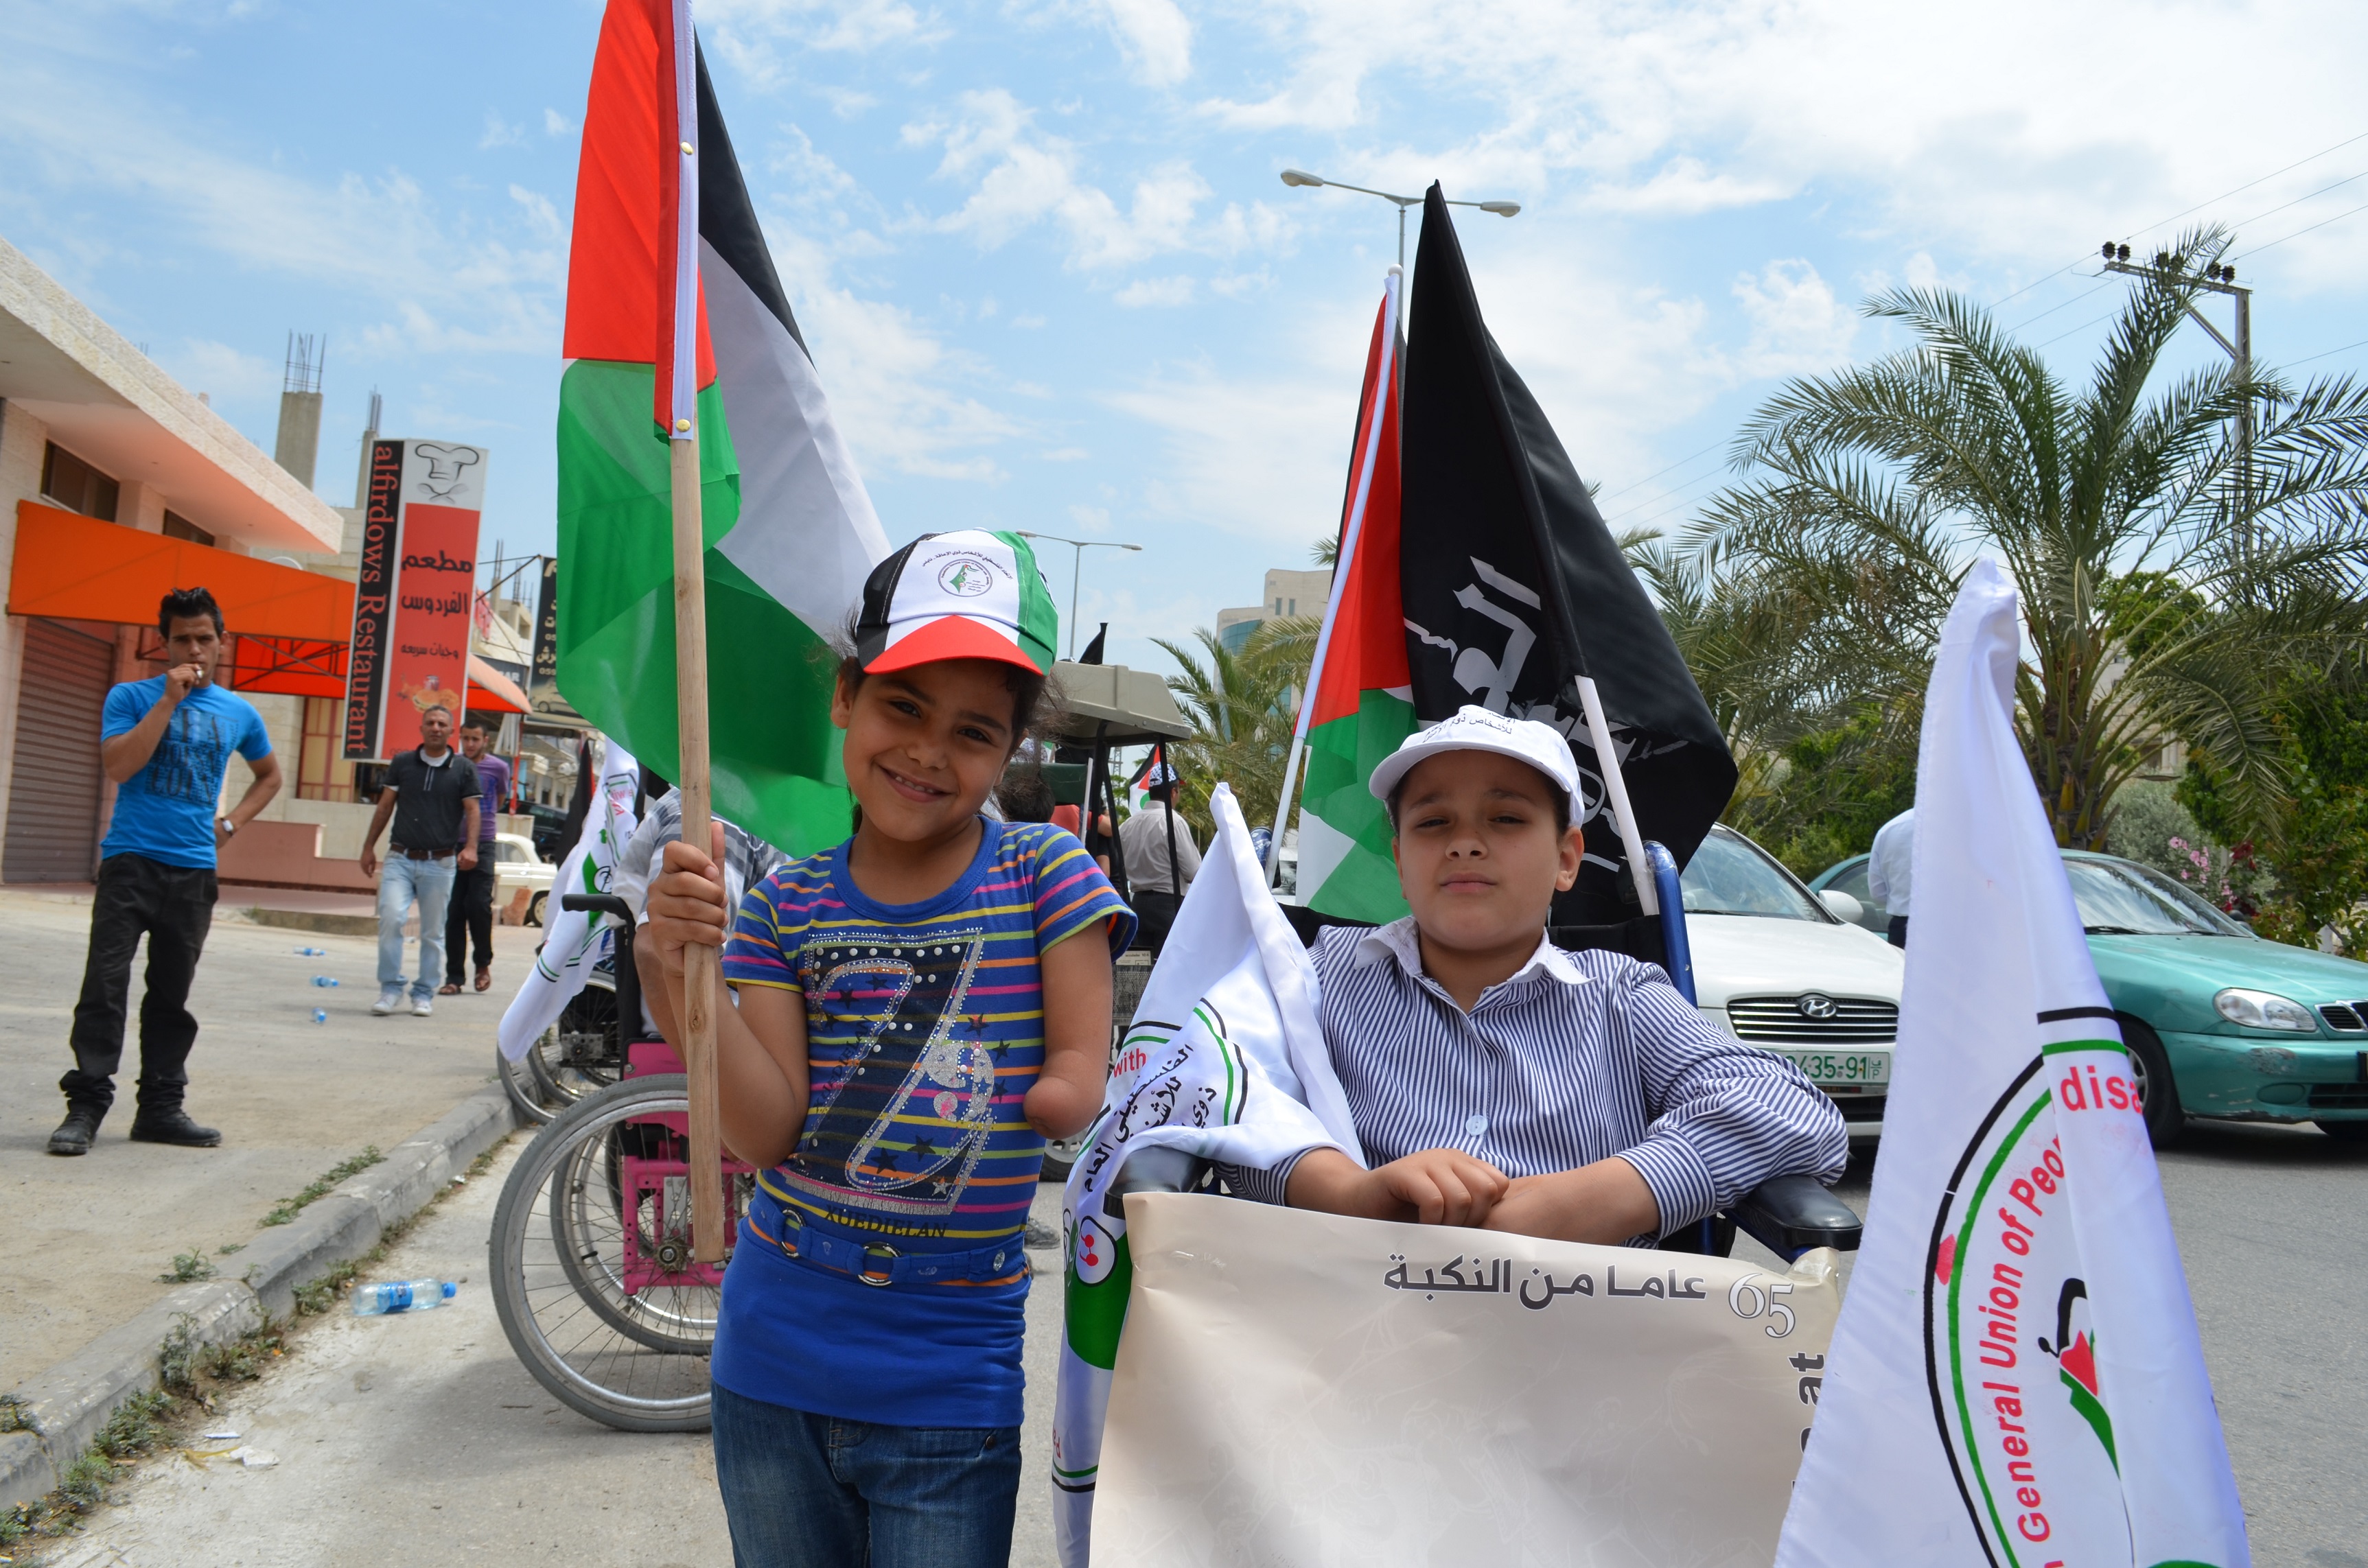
[857,1243,899,1287]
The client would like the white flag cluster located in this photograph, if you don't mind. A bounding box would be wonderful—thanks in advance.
[1052,783,1360,1568]
[497,737,640,1063]
[1777,560,2248,1566]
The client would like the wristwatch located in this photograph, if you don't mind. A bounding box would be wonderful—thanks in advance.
[218,818,237,838]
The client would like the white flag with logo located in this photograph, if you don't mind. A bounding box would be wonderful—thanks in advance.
[1052,782,1360,1568]
[1776,559,2248,1566]
[497,737,640,1062]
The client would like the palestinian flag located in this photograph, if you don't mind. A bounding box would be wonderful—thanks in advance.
[1295,275,1415,921]
[557,0,887,856]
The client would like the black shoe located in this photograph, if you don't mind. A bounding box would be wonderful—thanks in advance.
[128,1110,222,1148]
[48,1105,105,1156]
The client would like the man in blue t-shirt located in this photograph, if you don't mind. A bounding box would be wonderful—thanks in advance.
[49,587,281,1157]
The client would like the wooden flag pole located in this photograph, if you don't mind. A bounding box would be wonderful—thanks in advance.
[670,434,728,1263]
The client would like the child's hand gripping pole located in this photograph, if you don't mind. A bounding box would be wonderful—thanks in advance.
[671,434,728,1264]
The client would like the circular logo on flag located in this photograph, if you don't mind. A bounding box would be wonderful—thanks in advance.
[1073,1213,1120,1286]
[936,556,996,597]
[1923,1038,2139,1564]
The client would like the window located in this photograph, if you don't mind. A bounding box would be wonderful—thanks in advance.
[40,442,119,522]
[162,511,216,547]
[296,696,359,802]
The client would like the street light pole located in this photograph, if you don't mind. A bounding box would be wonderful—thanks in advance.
[1279,169,1520,266]
[1015,532,1144,658]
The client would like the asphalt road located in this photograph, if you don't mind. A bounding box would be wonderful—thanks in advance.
[41,1120,2368,1566]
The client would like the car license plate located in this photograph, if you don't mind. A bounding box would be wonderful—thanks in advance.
[1777,1049,1891,1086]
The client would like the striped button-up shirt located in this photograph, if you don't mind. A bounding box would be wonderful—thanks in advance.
[1222,918,1848,1241]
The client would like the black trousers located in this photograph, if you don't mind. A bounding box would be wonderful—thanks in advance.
[63,852,218,1114]
[444,859,496,983]
[1132,889,1182,959]
[1887,913,1910,949]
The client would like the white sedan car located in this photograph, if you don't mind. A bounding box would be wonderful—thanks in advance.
[1680,825,1904,1127]
[489,832,557,924]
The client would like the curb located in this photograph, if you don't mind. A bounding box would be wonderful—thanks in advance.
[237,906,386,939]
[1,1084,521,1510]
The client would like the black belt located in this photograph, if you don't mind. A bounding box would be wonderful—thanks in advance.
[390,845,457,860]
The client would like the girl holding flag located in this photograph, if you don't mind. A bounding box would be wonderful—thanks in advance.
[644,530,1133,1567]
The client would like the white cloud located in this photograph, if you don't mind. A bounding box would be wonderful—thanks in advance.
[543,107,575,138]
[1730,259,1856,378]
[1587,157,1793,217]
[701,0,942,84]
[508,185,563,243]
[1116,274,1194,307]
[822,86,878,119]
[478,111,524,150]
[1068,503,1113,530]
[1011,314,1047,329]
[165,338,277,402]
[905,91,1240,269]
[1041,447,1089,461]
[1099,0,1192,86]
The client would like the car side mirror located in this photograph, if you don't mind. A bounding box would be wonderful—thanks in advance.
[1818,889,1865,924]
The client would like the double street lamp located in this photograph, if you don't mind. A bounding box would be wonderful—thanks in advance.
[1016,532,1144,659]
[1278,168,1520,265]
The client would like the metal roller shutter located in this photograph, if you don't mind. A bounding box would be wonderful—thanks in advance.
[4,620,116,882]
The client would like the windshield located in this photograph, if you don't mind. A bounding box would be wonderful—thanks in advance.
[2063,856,2252,938]
[1682,829,1831,921]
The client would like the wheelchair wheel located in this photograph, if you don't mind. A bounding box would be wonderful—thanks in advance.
[546,1114,742,1354]
[494,976,622,1126]
[488,1075,724,1432]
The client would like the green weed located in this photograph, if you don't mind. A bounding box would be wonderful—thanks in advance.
[261,1145,382,1227]
[157,1245,217,1283]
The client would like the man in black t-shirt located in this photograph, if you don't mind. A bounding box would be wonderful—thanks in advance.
[357,707,480,1017]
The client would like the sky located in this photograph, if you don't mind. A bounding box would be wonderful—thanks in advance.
[5,0,2367,679]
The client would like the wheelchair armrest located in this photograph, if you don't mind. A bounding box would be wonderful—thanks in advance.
[1102,1146,1209,1219]
[1730,1174,1861,1261]
[561,893,636,929]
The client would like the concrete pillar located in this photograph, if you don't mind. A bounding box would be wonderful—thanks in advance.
[0,397,50,852]
[275,390,323,491]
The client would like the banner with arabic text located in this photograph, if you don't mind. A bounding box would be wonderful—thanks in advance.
[1093,1193,1842,1566]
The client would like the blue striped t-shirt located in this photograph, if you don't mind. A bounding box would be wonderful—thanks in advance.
[712,817,1133,1427]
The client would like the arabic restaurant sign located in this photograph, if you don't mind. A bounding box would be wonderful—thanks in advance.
[1093,1193,1842,1567]
[343,439,489,760]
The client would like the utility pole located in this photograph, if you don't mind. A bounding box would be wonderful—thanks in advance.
[2099,241,2253,550]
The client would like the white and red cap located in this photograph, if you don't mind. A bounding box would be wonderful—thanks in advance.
[854,530,1060,676]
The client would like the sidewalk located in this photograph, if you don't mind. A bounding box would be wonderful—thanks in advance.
[0,887,528,1391]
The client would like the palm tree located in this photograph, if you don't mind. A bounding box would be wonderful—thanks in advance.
[1152,618,1319,834]
[1687,225,2368,849]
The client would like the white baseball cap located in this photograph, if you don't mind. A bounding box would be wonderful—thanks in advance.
[1367,705,1584,821]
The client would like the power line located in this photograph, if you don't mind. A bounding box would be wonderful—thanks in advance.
[2032,311,2117,351]
[1599,438,1726,503]
[2001,278,2113,335]
[2238,196,2368,259]
[2226,168,2368,234]
[1986,128,2368,309]
[2285,336,2368,368]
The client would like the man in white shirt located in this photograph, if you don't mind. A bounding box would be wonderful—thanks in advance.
[1119,765,1199,957]
[1866,806,1914,949]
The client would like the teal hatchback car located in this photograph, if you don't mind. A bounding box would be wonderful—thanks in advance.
[1811,848,2368,1147]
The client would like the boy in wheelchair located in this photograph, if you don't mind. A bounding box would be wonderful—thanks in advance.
[1220,707,1847,1246]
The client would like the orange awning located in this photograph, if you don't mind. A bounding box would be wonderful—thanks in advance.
[466,655,531,714]
[14,499,538,718]
[10,499,355,640]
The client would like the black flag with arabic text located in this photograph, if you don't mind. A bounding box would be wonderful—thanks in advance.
[1400,184,1736,925]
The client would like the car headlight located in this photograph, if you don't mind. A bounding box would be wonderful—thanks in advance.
[2212,987,2318,1032]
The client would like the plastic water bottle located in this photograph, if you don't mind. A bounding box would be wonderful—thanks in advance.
[292,946,327,957]
[351,1280,458,1316]
[312,1009,329,1025]
[311,976,339,988]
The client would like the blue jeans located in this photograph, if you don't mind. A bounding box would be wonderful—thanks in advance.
[710,1383,1021,1568]
[375,854,456,1000]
